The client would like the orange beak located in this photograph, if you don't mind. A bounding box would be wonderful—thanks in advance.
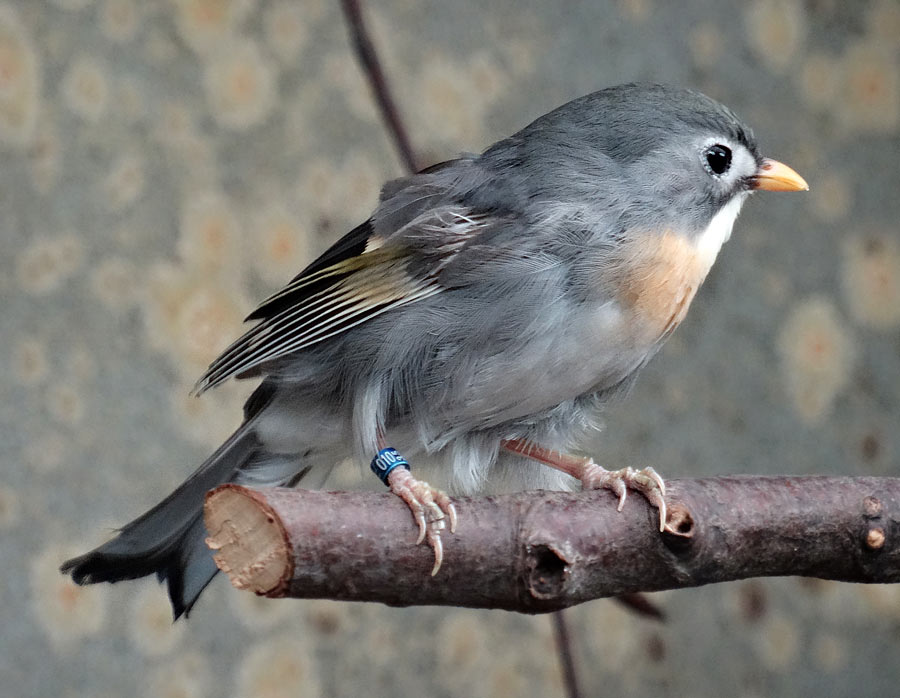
[751,158,809,192]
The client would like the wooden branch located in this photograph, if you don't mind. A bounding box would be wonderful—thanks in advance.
[203,477,900,612]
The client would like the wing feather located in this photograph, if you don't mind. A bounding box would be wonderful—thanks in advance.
[193,204,491,394]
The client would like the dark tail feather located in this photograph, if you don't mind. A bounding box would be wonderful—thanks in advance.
[161,516,220,618]
[60,421,260,619]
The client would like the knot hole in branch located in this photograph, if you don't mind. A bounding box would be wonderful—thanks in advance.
[526,543,569,599]
[663,502,695,547]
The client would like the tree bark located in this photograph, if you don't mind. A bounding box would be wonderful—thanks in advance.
[203,476,900,612]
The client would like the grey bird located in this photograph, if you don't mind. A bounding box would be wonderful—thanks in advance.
[61,83,808,618]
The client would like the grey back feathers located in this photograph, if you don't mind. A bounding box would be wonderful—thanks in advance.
[197,84,758,394]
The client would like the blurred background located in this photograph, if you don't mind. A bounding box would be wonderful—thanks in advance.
[2,0,899,696]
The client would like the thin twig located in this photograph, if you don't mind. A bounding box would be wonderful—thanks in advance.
[552,610,584,698]
[615,592,665,620]
[338,5,576,684]
[339,0,420,173]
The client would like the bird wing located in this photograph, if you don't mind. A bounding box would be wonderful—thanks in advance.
[193,164,496,395]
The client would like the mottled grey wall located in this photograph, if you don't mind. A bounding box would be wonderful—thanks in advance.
[2,1,899,697]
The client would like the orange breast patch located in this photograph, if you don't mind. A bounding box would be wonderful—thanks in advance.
[616,230,717,342]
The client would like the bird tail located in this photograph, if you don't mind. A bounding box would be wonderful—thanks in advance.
[60,420,263,619]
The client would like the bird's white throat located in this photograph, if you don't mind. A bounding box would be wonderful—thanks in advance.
[695,193,747,267]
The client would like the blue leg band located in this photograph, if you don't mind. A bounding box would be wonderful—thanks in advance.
[370,447,410,486]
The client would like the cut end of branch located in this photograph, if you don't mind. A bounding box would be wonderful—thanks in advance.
[203,484,292,596]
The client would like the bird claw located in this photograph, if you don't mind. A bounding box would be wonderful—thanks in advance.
[581,462,667,532]
[386,468,457,575]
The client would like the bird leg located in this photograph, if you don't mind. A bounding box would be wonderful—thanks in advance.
[502,439,667,531]
[371,447,457,575]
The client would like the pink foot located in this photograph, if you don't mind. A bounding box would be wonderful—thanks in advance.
[502,439,667,532]
[386,467,458,575]
[580,461,667,532]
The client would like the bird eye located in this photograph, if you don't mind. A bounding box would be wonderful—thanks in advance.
[704,144,732,176]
